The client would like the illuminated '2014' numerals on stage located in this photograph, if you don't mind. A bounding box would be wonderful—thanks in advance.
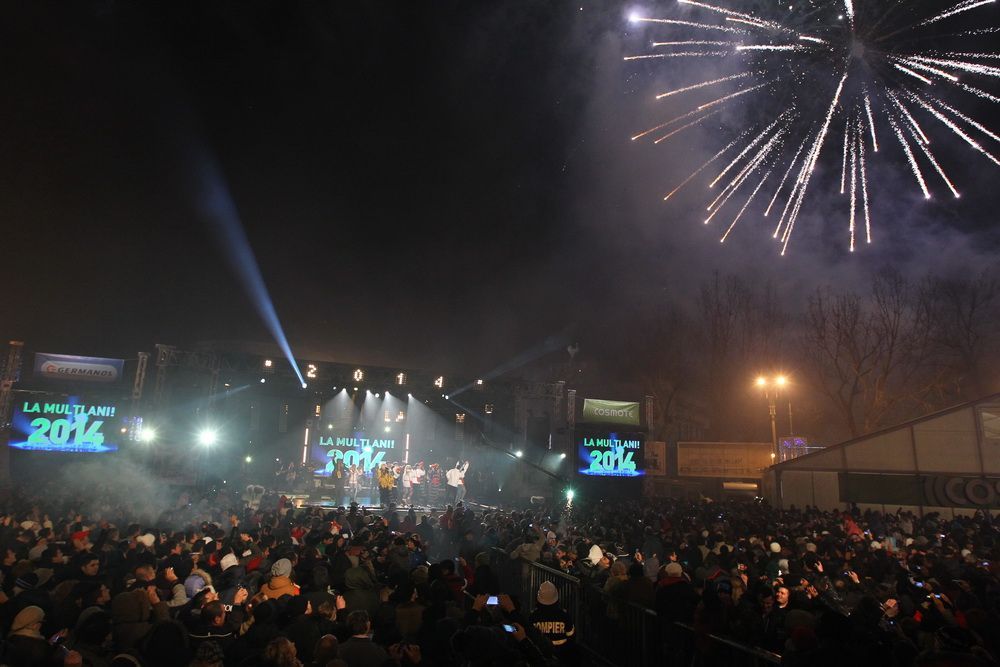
[26,417,105,446]
[588,448,636,473]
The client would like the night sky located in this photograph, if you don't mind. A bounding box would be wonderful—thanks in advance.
[2,1,999,374]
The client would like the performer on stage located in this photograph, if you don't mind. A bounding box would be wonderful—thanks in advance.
[446,460,470,505]
[332,460,347,506]
[348,464,362,504]
[427,463,444,507]
[410,461,426,506]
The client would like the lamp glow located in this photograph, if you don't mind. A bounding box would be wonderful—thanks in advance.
[198,429,218,446]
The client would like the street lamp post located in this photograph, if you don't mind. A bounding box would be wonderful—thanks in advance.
[756,375,786,463]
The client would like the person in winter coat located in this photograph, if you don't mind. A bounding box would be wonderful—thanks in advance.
[260,559,299,600]
[6,605,59,666]
[110,588,169,651]
[342,565,380,617]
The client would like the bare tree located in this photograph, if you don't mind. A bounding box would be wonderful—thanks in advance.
[802,268,950,438]
[919,271,1000,398]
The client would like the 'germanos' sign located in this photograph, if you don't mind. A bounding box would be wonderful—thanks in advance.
[581,399,640,426]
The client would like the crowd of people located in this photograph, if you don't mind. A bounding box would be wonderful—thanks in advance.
[0,477,997,667]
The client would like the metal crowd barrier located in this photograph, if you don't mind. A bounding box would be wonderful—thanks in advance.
[490,547,783,666]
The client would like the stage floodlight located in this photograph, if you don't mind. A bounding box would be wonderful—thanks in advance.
[384,426,391,433]
[245,455,253,463]
[264,359,273,368]
[559,452,567,459]
[375,392,380,398]
[139,428,157,443]
[515,450,523,458]
[566,489,575,501]
[198,429,218,446]
[301,382,308,389]
[260,378,266,384]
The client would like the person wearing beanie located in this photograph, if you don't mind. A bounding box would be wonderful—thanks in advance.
[529,581,576,659]
[7,605,57,665]
[261,558,299,600]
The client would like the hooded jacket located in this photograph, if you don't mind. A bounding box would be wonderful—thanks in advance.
[261,573,299,600]
[110,589,169,651]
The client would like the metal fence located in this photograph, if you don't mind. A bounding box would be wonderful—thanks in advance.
[489,547,782,667]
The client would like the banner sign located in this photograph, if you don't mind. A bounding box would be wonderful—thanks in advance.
[676,442,772,478]
[10,398,120,453]
[581,399,641,426]
[313,435,396,475]
[577,430,645,477]
[34,353,124,384]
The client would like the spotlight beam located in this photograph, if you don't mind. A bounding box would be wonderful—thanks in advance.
[190,149,305,387]
[449,328,572,398]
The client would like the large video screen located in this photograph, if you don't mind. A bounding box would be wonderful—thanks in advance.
[312,434,397,476]
[577,430,645,477]
[10,397,120,453]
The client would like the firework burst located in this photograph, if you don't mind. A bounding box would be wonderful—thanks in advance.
[626,0,1000,254]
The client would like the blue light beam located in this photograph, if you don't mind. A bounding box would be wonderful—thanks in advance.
[192,159,305,387]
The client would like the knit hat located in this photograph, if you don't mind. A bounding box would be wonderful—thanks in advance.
[769,542,781,554]
[184,574,207,598]
[665,562,684,577]
[194,641,225,665]
[271,558,292,578]
[10,605,44,633]
[220,554,239,571]
[537,581,558,605]
[14,572,39,593]
[137,534,155,548]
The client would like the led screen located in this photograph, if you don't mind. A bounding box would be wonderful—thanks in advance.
[10,397,120,453]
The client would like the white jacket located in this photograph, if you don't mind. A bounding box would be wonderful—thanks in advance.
[446,463,468,487]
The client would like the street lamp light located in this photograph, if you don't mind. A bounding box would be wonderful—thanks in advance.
[755,376,782,463]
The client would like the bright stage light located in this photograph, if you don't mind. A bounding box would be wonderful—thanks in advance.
[301,382,308,389]
[198,429,218,446]
[375,392,380,398]
[245,455,253,463]
[476,379,484,386]
[776,375,787,387]
[384,426,391,433]
[353,369,365,382]
[396,372,407,386]
[139,428,157,443]
[260,378,266,384]
[433,376,445,388]
[515,450,523,458]
[756,376,767,387]
[264,359,273,368]
[566,489,575,501]
[559,452,567,459]
[306,364,317,379]
[120,427,128,434]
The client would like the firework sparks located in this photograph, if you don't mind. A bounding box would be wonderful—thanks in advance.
[624,0,1000,253]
